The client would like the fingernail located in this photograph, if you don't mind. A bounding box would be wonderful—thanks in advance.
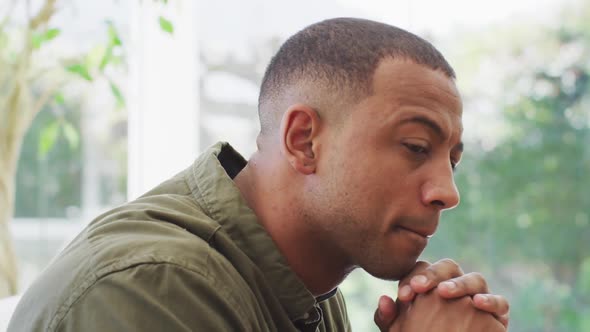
[398,285,412,298]
[412,275,428,286]
[441,281,456,291]
[477,294,489,303]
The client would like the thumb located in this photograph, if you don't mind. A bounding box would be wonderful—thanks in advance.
[373,295,398,332]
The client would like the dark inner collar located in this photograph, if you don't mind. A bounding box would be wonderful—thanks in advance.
[218,144,247,179]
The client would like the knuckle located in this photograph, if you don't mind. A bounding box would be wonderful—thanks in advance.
[424,266,440,279]
[469,272,488,288]
[400,261,432,284]
[438,258,459,268]
[425,258,463,283]
[457,295,473,306]
[498,295,510,312]
[413,261,432,274]
[470,271,485,280]
[416,260,432,266]
[453,276,469,290]
[422,290,441,303]
[434,258,463,275]
[486,294,498,307]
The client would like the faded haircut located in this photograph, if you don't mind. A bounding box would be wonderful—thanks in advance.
[258,17,456,137]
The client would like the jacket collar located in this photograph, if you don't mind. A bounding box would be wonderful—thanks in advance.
[187,142,321,321]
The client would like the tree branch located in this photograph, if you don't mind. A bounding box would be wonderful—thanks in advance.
[29,0,58,30]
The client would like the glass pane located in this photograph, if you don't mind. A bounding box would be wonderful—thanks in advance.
[4,1,588,331]
[9,1,129,291]
[197,1,588,331]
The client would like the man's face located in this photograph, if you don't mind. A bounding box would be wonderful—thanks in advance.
[310,58,463,280]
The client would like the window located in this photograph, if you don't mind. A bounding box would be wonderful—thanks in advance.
[6,1,587,331]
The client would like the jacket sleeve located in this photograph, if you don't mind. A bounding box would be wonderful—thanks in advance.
[54,262,255,332]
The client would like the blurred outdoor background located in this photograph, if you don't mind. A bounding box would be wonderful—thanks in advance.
[1,0,589,331]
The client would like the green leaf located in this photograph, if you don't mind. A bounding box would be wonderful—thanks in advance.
[66,63,93,81]
[158,16,174,34]
[32,35,43,49]
[99,44,114,71]
[62,121,80,150]
[32,28,61,49]
[109,81,125,108]
[45,28,61,41]
[86,45,108,70]
[38,121,60,159]
[54,92,65,105]
[108,55,124,66]
[107,22,122,46]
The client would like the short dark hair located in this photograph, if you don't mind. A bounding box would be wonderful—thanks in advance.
[258,17,455,136]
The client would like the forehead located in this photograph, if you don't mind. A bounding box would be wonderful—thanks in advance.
[370,58,463,118]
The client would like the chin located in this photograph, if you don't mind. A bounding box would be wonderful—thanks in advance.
[363,260,416,281]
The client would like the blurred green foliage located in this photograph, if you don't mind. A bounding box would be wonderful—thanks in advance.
[10,0,589,330]
[343,2,590,331]
[14,101,83,218]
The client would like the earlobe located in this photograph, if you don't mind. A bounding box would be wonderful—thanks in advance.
[280,104,320,175]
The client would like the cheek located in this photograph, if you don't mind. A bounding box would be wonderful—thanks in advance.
[364,164,420,216]
[336,167,396,223]
[324,138,414,210]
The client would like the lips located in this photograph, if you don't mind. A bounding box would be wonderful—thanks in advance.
[397,225,437,238]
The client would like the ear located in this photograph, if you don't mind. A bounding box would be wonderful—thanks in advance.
[280,104,321,175]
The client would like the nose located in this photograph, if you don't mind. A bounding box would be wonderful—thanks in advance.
[421,171,460,211]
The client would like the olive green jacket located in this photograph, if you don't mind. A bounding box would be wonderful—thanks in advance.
[8,142,351,332]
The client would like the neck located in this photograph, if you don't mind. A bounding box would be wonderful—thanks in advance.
[234,152,355,296]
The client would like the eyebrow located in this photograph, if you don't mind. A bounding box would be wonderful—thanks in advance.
[398,115,464,152]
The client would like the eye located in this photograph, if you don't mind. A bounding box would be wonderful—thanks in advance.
[403,143,429,154]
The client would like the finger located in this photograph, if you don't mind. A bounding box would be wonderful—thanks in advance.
[473,294,510,328]
[408,258,464,294]
[497,313,510,329]
[397,261,431,302]
[397,284,415,303]
[395,296,410,315]
[373,295,398,332]
[436,272,489,299]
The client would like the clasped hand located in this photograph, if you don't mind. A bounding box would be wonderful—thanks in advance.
[374,259,510,331]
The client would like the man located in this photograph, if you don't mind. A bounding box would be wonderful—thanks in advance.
[9,18,509,331]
